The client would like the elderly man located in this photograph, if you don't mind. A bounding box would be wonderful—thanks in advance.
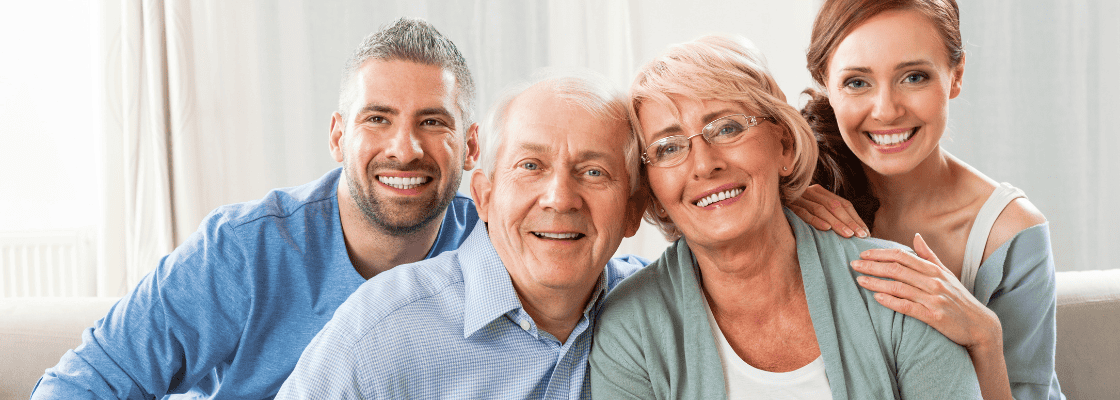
[275,71,647,399]
[32,18,480,399]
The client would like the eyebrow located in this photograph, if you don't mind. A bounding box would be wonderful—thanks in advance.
[841,59,936,74]
[358,104,398,116]
[516,143,616,163]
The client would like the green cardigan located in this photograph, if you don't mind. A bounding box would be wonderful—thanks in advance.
[589,208,981,399]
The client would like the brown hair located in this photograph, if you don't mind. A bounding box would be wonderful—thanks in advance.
[802,0,962,226]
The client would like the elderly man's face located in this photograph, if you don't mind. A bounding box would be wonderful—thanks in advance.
[471,84,640,297]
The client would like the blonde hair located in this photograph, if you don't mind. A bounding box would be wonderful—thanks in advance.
[630,35,817,240]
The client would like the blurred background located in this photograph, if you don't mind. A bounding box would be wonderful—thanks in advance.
[1,0,1116,297]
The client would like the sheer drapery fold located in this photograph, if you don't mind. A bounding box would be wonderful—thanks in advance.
[94,0,1117,295]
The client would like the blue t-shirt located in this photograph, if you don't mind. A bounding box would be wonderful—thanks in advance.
[31,167,479,399]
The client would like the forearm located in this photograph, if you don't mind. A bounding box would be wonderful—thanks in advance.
[968,339,1014,400]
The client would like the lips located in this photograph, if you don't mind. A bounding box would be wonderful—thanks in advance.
[693,186,745,208]
[865,128,917,147]
[531,231,585,240]
[377,175,431,190]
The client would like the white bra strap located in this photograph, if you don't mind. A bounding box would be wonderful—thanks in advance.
[960,183,1026,294]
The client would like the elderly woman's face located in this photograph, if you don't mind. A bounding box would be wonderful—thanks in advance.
[638,97,793,246]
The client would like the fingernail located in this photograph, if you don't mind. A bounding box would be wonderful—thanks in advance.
[858,229,868,238]
[856,276,868,285]
[844,228,854,237]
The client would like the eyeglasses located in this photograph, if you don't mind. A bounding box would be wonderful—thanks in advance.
[641,114,775,168]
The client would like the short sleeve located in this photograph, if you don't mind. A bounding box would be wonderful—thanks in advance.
[974,224,1060,399]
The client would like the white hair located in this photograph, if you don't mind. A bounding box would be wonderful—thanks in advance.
[479,68,640,194]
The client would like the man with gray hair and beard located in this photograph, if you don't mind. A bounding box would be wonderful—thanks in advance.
[32,18,481,399]
[276,70,648,400]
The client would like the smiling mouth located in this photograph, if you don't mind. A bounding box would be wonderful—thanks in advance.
[695,187,744,208]
[532,232,585,240]
[377,175,431,190]
[866,128,917,146]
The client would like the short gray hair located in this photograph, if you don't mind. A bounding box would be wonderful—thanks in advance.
[339,18,476,126]
[479,69,640,195]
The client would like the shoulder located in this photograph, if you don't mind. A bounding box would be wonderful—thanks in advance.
[987,194,1047,259]
[331,251,466,337]
[208,168,341,230]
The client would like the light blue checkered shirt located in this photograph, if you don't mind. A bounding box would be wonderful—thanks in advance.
[275,223,645,399]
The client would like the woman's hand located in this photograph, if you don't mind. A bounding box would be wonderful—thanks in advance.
[789,184,869,238]
[851,233,1002,350]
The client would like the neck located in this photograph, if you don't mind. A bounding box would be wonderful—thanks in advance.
[512,272,600,345]
[866,146,956,216]
[692,209,802,313]
[336,178,445,280]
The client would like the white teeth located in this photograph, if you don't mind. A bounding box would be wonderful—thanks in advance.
[695,188,743,208]
[378,176,429,190]
[869,129,915,146]
[534,232,580,239]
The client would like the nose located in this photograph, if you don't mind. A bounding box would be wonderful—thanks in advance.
[871,86,903,123]
[384,125,423,163]
[539,170,582,213]
[688,135,724,179]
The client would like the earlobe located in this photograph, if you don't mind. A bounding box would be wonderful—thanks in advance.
[329,112,346,163]
[470,169,492,223]
[462,123,480,171]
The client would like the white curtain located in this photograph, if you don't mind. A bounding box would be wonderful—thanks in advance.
[948,0,1120,272]
[95,0,1117,295]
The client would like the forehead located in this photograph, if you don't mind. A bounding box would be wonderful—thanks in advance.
[498,88,629,164]
[351,60,459,114]
[829,9,948,72]
[637,97,744,140]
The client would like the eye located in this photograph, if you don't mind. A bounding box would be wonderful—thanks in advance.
[843,78,869,90]
[656,142,683,157]
[903,72,928,84]
[711,120,745,138]
[420,118,448,127]
[585,169,603,177]
[367,115,389,124]
[520,161,539,170]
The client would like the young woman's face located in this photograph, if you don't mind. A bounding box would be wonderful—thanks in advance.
[825,9,964,177]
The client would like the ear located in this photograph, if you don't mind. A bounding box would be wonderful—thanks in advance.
[329,112,346,163]
[461,123,480,171]
[949,52,966,100]
[622,187,650,238]
[470,169,493,223]
[779,126,797,177]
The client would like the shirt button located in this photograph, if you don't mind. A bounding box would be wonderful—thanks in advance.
[519,319,531,331]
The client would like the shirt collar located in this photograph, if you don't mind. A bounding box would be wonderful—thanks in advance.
[459,223,613,339]
[460,223,523,338]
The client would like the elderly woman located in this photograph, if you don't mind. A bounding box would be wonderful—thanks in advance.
[588,35,981,399]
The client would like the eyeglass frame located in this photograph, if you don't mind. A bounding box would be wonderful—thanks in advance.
[640,114,776,167]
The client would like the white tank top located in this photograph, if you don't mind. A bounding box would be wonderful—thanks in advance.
[702,296,832,399]
[959,183,1026,293]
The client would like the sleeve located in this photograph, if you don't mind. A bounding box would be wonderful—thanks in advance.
[978,226,1059,400]
[30,214,252,399]
[893,313,983,400]
[589,302,655,400]
[274,304,367,399]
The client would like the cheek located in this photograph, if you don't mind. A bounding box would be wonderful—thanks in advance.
[645,169,682,206]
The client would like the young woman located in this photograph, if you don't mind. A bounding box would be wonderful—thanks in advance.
[791,1,1063,399]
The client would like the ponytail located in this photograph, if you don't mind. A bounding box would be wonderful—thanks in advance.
[801,88,880,227]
